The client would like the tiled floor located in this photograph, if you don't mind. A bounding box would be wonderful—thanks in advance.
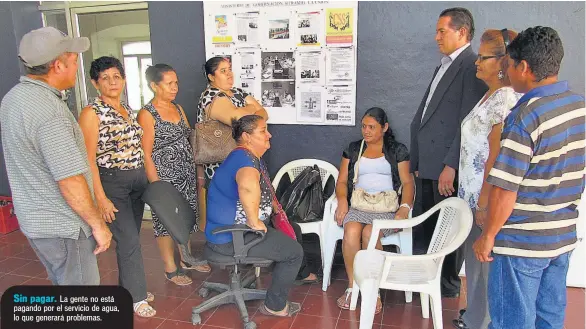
[0,226,584,329]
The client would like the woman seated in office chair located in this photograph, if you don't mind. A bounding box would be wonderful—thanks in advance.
[205,115,303,317]
[334,107,415,314]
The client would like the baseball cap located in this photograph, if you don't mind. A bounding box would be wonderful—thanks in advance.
[18,27,90,68]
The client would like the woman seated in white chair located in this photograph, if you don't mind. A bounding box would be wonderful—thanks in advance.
[335,107,415,314]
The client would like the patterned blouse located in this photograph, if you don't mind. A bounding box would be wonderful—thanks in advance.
[91,98,144,169]
[197,86,250,180]
[458,87,522,209]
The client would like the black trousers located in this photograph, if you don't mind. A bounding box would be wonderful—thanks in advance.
[413,177,465,295]
[99,166,149,303]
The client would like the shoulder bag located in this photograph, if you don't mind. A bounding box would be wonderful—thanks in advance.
[190,94,237,164]
[350,140,400,213]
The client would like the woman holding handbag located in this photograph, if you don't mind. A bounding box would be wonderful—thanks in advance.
[205,115,304,317]
[334,107,415,314]
[196,57,269,208]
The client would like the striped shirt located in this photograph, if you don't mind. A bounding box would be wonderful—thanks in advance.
[0,76,93,240]
[487,81,585,258]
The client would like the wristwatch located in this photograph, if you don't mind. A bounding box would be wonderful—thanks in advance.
[399,203,412,211]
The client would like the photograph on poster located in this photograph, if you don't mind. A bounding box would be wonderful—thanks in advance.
[300,34,318,45]
[298,90,322,120]
[236,12,259,44]
[296,11,322,46]
[268,19,290,39]
[261,52,295,80]
[261,81,295,108]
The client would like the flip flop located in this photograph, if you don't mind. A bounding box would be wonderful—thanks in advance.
[258,302,301,317]
[180,260,211,273]
[164,268,193,286]
[294,275,320,285]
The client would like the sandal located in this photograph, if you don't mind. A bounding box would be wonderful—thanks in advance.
[180,260,211,273]
[165,268,193,286]
[337,288,382,314]
[258,302,301,317]
[146,292,154,302]
[294,273,320,285]
[133,300,156,318]
[337,288,353,310]
[452,318,469,329]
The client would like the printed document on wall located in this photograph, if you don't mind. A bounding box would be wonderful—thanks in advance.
[212,14,233,43]
[325,86,354,125]
[233,49,261,98]
[296,51,325,85]
[235,12,259,47]
[325,8,354,45]
[297,86,325,123]
[296,11,323,47]
[326,47,354,85]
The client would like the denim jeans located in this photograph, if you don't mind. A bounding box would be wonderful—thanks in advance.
[28,228,100,285]
[488,252,572,329]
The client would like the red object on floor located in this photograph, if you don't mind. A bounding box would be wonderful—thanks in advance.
[0,196,19,234]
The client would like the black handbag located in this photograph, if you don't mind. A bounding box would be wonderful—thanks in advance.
[279,165,325,223]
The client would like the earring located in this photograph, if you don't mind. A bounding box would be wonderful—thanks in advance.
[498,70,504,80]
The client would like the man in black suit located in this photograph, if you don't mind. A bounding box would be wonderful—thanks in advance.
[409,7,487,298]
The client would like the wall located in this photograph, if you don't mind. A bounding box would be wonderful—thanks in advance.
[149,1,585,177]
[0,2,42,196]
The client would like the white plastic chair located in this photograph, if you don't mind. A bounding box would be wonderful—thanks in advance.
[270,159,340,284]
[350,197,473,329]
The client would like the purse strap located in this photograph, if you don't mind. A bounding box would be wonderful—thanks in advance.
[352,139,365,187]
[259,161,284,213]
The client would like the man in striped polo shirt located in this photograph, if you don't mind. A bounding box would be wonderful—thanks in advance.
[473,26,585,329]
[1,27,112,285]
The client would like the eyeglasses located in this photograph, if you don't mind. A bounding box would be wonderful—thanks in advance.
[477,54,506,62]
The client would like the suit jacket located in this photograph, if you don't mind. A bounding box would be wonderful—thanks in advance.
[409,46,487,180]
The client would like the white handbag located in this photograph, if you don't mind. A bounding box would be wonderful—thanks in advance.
[350,140,400,213]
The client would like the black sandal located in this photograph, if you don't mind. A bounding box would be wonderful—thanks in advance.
[164,268,192,286]
[258,302,301,317]
[452,318,469,329]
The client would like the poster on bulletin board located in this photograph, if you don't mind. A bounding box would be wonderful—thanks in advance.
[203,1,358,126]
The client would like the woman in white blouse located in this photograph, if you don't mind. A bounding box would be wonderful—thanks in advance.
[454,29,523,329]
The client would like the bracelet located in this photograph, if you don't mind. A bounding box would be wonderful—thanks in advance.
[399,203,412,211]
[197,176,205,180]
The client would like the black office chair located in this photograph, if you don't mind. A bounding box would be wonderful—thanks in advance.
[191,225,273,329]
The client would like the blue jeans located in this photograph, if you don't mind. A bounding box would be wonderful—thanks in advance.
[488,252,572,329]
[28,228,100,285]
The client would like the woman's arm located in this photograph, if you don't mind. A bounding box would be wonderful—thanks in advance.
[136,109,160,183]
[395,161,415,219]
[334,157,350,225]
[207,97,258,125]
[77,106,117,222]
[244,95,269,121]
[235,167,267,232]
[476,123,503,226]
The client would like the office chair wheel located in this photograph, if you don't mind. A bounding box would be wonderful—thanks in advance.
[191,313,202,325]
[243,321,256,329]
[198,287,210,298]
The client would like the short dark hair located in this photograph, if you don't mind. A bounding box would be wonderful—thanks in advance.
[231,115,263,143]
[440,7,475,41]
[89,56,125,81]
[507,26,564,82]
[21,53,67,76]
[204,56,230,82]
[145,63,175,86]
